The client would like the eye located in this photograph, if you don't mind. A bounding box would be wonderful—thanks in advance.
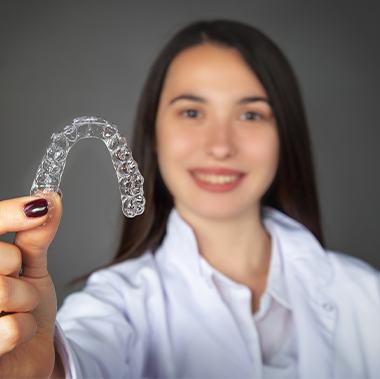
[241,111,263,121]
[180,109,201,119]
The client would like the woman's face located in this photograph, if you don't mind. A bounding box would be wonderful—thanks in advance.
[155,43,279,220]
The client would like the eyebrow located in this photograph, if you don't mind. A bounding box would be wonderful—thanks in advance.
[169,93,272,106]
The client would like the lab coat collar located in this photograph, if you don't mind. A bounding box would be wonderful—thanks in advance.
[162,205,333,289]
[260,205,334,287]
[160,205,337,378]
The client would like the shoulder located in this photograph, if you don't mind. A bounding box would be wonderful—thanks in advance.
[325,249,380,305]
[58,250,162,321]
[86,250,161,292]
[326,248,379,279]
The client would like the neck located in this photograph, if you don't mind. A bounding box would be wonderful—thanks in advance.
[175,204,272,285]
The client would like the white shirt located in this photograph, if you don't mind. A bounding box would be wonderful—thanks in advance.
[54,206,380,378]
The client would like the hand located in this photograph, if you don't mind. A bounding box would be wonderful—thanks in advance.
[0,192,63,378]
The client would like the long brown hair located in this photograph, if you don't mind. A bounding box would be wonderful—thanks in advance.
[69,19,325,286]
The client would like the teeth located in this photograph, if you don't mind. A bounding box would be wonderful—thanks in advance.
[194,173,240,184]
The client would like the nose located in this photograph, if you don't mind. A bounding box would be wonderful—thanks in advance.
[205,120,237,159]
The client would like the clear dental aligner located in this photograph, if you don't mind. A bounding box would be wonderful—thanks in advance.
[30,116,145,218]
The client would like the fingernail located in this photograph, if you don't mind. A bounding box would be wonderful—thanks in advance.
[24,198,49,218]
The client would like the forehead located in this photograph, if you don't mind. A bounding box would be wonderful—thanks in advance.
[161,43,268,99]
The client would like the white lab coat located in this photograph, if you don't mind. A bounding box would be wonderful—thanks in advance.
[55,206,380,378]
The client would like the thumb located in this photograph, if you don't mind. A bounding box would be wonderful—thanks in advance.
[14,192,63,279]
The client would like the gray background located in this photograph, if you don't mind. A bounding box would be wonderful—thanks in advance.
[0,1,379,307]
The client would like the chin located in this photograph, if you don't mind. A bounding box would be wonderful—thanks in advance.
[182,200,256,221]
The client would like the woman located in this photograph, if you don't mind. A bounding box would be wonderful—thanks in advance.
[0,19,379,379]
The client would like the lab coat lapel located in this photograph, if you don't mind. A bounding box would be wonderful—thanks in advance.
[286,263,337,379]
[263,207,337,379]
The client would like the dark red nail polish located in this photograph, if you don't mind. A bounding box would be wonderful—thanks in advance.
[24,198,48,218]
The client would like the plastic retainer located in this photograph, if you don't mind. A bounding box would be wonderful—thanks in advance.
[30,116,145,218]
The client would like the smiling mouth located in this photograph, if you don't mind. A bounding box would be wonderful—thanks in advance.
[190,171,246,192]
[192,172,242,184]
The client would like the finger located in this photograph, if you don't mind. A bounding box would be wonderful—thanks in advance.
[0,275,39,313]
[0,312,37,356]
[0,241,22,277]
[0,195,51,235]
[14,192,62,279]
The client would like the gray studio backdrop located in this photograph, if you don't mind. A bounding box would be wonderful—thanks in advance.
[0,1,379,307]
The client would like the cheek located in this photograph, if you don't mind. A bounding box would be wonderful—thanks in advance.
[156,126,198,199]
[156,125,198,192]
[157,125,198,163]
[242,127,279,171]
